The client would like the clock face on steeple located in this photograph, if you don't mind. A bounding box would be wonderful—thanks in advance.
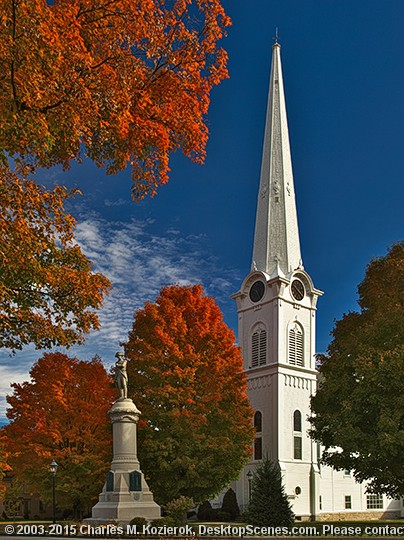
[291,279,305,301]
[249,280,265,302]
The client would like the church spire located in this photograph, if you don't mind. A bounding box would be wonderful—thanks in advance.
[252,43,302,277]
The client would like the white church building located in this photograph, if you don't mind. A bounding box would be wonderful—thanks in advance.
[228,42,402,521]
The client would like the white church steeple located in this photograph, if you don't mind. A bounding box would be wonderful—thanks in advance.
[232,40,323,519]
[252,43,302,277]
[230,37,390,523]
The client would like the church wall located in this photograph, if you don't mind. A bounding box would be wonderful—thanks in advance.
[278,371,315,464]
[318,466,401,517]
[247,371,276,461]
[278,369,318,518]
[282,463,312,517]
[319,467,364,513]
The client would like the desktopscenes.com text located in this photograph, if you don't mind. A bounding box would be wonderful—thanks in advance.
[4,523,404,537]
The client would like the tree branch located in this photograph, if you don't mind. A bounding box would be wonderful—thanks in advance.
[10,0,19,111]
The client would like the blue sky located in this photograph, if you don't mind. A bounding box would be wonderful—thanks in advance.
[1,0,403,420]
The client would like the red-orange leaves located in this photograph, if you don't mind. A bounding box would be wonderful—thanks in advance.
[2,352,115,517]
[0,167,111,351]
[125,284,253,505]
[0,0,230,199]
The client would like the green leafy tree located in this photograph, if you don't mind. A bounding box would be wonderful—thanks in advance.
[3,478,25,519]
[244,459,294,527]
[125,284,254,505]
[310,242,404,498]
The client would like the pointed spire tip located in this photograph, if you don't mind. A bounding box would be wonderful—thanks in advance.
[272,27,281,47]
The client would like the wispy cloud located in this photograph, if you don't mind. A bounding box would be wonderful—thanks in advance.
[0,347,39,420]
[104,198,129,207]
[73,214,239,348]
[0,214,240,420]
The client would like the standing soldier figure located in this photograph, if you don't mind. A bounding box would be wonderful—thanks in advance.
[114,352,128,400]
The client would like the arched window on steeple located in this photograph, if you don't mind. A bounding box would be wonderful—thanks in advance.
[251,325,267,368]
[293,410,302,460]
[293,410,302,432]
[288,322,304,366]
[254,411,262,460]
[254,411,262,432]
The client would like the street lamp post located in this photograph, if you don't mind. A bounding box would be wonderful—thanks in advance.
[49,460,58,524]
[246,470,253,502]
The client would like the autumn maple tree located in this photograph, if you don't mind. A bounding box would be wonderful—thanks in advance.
[0,437,11,498]
[0,0,231,199]
[124,284,254,505]
[0,167,111,351]
[0,0,230,350]
[310,242,404,498]
[1,352,115,517]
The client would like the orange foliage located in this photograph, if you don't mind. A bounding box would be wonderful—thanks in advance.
[2,352,115,515]
[0,166,111,351]
[0,0,231,199]
[125,284,253,504]
[0,435,12,497]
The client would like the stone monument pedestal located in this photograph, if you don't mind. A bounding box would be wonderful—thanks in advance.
[91,398,160,523]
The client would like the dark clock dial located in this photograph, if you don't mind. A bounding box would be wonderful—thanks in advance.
[249,281,265,302]
[291,279,305,301]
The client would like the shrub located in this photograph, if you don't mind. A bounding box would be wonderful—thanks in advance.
[215,510,231,522]
[151,516,177,527]
[221,488,240,520]
[197,500,212,521]
[202,508,231,522]
[165,496,194,525]
[129,516,148,528]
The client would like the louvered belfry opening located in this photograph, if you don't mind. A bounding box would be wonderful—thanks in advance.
[288,323,303,366]
[251,326,267,367]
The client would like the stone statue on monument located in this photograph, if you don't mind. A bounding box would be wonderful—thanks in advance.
[114,352,128,400]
